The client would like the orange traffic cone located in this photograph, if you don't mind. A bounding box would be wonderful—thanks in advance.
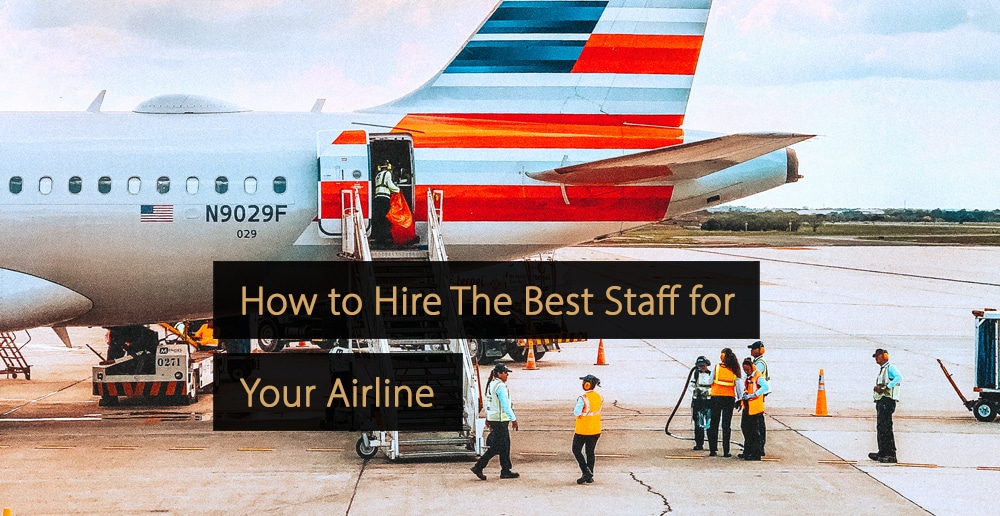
[595,339,607,366]
[525,341,538,370]
[813,369,830,417]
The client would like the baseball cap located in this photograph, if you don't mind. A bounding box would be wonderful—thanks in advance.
[748,341,764,350]
[695,356,710,366]
[493,363,512,374]
[873,348,888,358]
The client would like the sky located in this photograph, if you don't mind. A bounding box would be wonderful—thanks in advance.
[0,0,998,210]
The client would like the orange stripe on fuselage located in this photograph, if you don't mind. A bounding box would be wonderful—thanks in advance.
[394,114,684,149]
[571,35,704,75]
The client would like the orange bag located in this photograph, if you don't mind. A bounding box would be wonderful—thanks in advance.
[387,192,418,245]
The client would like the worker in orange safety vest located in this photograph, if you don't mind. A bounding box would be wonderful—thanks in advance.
[572,374,603,484]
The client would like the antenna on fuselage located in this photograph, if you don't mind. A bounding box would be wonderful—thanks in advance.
[311,99,326,113]
[87,90,106,113]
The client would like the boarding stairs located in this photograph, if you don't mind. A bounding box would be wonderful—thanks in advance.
[340,188,484,460]
[0,332,31,380]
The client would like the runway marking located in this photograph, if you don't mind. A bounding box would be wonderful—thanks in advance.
[664,455,703,459]
[103,446,139,450]
[595,453,630,458]
[169,447,205,451]
[520,452,558,456]
[307,448,344,452]
[760,457,781,462]
[239,447,275,452]
[819,460,858,465]
[36,445,75,449]
[895,463,938,468]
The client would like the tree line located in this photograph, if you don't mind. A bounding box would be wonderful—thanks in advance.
[700,209,1000,232]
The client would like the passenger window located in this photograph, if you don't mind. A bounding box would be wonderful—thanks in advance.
[186,177,199,194]
[39,176,53,194]
[9,176,22,194]
[273,176,287,194]
[98,176,112,194]
[244,176,258,194]
[156,176,170,194]
[69,176,83,194]
[215,176,228,194]
[127,176,141,195]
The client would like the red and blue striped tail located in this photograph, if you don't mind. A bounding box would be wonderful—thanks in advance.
[374,0,712,128]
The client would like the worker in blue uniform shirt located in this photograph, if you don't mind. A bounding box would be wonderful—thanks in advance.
[737,357,769,460]
[869,348,902,463]
[472,363,519,480]
[748,340,769,454]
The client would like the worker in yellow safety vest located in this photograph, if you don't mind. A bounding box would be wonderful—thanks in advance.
[707,348,742,457]
[471,363,519,480]
[572,374,603,484]
[738,357,769,461]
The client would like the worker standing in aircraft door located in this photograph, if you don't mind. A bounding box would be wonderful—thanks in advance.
[372,161,399,247]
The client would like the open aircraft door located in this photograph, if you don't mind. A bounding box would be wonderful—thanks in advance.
[317,130,370,238]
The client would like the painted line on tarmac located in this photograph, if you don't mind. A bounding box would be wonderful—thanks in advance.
[169,447,205,451]
[664,455,703,459]
[104,446,139,450]
[976,466,1000,471]
[819,460,858,465]
[36,445,75,449]
[895,463,939,468]
[0,445,10,449]
[520,452,558,456]
[1,377,90,417]
[239,447,275,452]
[595,453,630,458]
[307,448,344,452]
[2,417,101,422]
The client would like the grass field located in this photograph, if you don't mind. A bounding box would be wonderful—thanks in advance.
[590,222,1000,247]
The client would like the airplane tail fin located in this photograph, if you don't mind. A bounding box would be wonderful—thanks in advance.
[370,0,712,128]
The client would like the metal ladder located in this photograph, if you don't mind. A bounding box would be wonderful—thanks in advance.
[0,332,31,380]
[341,188,485,460]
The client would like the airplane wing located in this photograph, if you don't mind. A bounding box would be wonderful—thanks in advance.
[526,133,814,185]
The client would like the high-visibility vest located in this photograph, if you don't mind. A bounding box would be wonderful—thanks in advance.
[575,390,603,435]
[754,355,769,382]
[710,364,737,397]
[875,363,900,401]
[743,370,765,415]
[485,378,512,422]
[374,169,398,198]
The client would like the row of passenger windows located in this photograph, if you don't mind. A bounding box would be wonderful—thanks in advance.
[6,176,287,195]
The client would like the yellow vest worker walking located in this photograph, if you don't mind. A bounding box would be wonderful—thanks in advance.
[573,374,603,484]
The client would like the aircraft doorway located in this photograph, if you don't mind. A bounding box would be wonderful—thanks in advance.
[369,134,415,209]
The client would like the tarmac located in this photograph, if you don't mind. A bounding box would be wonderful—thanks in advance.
[1,245,999,515]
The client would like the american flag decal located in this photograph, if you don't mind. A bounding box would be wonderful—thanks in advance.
[140,204,173,222]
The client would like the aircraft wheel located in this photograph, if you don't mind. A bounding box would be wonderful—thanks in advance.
[973,399,997,422]
[356,436,378,459]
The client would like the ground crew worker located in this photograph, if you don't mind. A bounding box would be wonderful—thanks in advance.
[738,357,769,461]
[748,340,769,454]
[371,161,399,246]
[869,348,902,463]
[572,374,603,484]
[689,356,713,451]
[472,363,519,480]
[707,347,741,457]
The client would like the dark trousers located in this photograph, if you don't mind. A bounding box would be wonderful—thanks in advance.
[876,397,897,457]
[476,421,513,472]
[572,433,600,476]
[741,411,765,458]
[371,195,391,245]
[708,396,735,454]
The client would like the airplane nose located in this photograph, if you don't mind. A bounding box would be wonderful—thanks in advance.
[0,269,93,332]
[785,147,802,183]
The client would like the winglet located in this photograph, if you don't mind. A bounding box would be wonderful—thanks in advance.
[87,90,106,113]
[311,99,326,113]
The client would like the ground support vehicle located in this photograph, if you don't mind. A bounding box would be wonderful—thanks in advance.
[939,309,1000,422]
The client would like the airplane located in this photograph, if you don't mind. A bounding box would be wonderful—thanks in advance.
[0,0,811,344]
